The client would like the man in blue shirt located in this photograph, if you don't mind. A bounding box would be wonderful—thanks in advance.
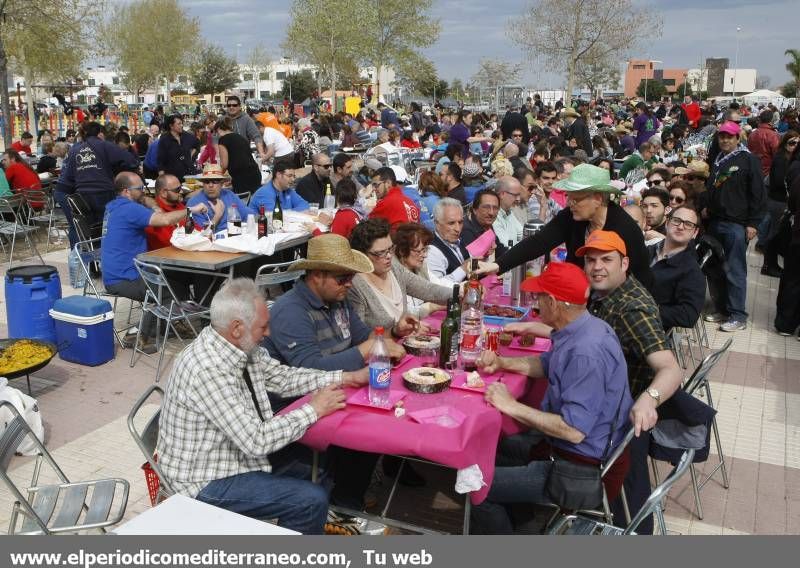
[186,165,254,234]
[102,172,208,352]
[250,160,309,214]
[470,261,633,534]
[378,102,399,130]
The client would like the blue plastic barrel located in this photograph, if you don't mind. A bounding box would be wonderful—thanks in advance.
[5,265,63,344]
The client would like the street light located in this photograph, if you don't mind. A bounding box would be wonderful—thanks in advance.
[732,27,741,100]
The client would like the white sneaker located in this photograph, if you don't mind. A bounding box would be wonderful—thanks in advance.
[719,319,747,332]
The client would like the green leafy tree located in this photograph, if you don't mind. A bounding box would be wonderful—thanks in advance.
[390,53,437,97]
[450,78,466,101]
[0,0,100,146]
[674,82,693,98]
[283,0,363,112]
[636,79,666,101]
[282,69,317,103]
[360,0,439,100]
[101,0,200,110]
[510,0,661,104]
[420,79,448,99]
[780,80,799,99]
[785,49,800,100]
[190,44,240,95]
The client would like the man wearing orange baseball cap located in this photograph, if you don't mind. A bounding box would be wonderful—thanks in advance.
[471,261,634,534]
[577,229,682,534]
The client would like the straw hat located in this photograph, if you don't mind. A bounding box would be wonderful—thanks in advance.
[551,163,621,193]
[674,160,710,179]
[197,163,230,181]
[614,124,631,134]
[562,107,579,118]
[288,234,374,274]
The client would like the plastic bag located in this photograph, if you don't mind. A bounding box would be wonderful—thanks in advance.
[0,378,45,455]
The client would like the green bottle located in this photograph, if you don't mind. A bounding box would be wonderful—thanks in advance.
[439,297,460,368]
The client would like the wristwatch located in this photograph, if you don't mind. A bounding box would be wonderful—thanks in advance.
[646,387,661,405]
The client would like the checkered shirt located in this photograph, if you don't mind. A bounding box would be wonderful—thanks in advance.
[157,326,341,497]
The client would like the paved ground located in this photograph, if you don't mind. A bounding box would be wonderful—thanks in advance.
[0,244,797,535]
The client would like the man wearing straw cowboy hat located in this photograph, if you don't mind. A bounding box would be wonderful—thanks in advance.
[186,163,254,234]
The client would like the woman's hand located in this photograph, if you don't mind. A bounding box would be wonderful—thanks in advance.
[392,314,421,337]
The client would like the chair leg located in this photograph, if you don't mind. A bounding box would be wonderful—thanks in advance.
[130,309,146,368]
[689,463,704,520]
[620,487,631,526]
[154,319,170,383]
[702,381,730,489]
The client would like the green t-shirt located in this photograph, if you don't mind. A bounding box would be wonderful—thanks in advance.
[0,171,12,198]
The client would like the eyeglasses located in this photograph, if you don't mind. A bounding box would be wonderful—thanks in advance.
[788,139,799,147]
[566,193,593,204]
[226,103,240,108]
[329,272,355,285]
[166,186,183,194]
[669,194,685,204]
[502,190,521,198]
[367,244,396,259]
[315,163,332,169]
[668,216,698,230]
[127,185,146,192]
[410,245,429,257]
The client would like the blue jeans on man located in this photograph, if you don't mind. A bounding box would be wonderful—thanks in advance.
[707,219,748,321]
[196,443,329,534]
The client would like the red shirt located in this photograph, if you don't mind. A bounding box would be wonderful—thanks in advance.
[681,102,701,129]
[4,162,41,191]
[400,139,421,149]
[369,186,420,229]
[10,141,32,156]
[312,207,362,240]
[144,196,186,250]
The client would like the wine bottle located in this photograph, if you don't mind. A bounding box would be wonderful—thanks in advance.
[257,205,268,238]
[272,195,283,231]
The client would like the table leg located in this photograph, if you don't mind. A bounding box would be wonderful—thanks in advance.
[380,458,405,518]
[462,496,471,535]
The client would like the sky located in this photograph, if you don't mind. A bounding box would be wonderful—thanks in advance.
[179,0,795,90]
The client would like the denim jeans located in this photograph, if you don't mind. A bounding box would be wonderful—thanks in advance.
[196,443,329,535]
[708,220,748,320]
[470,431,551,534]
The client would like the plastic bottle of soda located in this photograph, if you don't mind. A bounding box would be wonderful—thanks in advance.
[368,326,392,406]
[460,280,484,371]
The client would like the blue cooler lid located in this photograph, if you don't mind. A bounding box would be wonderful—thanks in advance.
[52,295,113,317]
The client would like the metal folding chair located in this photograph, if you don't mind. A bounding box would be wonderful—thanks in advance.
[236,191,252,206]
[651,338,732,521]
[255,260,303,306]
[127,384,174,506]
[0,194,44,268]
[0,401,129,534]
[22,188,69,252]
[548,449,695,535]
[65,193,102,242]
[131,258,211,382]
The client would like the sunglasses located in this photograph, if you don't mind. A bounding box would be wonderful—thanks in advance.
[316,163,332,169]
[226,103,240,107]
[669,195,685,204]
[166,186,183,194]
[668,216,698,230]
[788,139,799,147]
[329,273,355,285]
[648,179,664,186]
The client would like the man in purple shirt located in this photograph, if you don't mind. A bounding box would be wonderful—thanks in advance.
[470,262,633,534]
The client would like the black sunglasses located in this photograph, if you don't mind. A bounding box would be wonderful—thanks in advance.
[330,273,354,285]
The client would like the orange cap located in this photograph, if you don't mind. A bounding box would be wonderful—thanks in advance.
[575,230,627,257]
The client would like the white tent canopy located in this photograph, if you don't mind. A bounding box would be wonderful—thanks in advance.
[741,89,785,106]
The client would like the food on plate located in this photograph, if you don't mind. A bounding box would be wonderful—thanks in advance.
[498,331,513,346]
[519,334,535,347]
[0,340,54,375]
[403,335,441,356]
[402,367,451,394]
[484,304,522,318]
[466,371,485,388]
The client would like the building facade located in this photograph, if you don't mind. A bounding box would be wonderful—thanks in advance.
[624,59,688,98]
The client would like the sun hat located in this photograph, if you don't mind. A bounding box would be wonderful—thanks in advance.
[575,230,627,257]
[718,121,741,136]
[674,160,710,179]
[197,163,230,181]
[288,234,374,274]
[614,124,630,134]
[562,107,579,118]
[520,262,590,305]
[551,163,620,193]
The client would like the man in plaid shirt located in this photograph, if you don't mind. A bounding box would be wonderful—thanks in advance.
[157,278,368,534]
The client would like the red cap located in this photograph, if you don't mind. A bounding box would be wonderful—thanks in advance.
[520,262,590,305]
[575,230,627,257]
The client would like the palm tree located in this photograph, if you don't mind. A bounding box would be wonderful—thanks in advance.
[786,49,800,100]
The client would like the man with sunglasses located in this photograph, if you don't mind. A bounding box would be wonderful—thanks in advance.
[186,165,254,234]
[295,153,332,205]
[102,172,208,353]
[226,96,267,161]
[144,174,188,250]
[647,207,706,332]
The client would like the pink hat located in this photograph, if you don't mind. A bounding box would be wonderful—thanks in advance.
[718,121,741,136]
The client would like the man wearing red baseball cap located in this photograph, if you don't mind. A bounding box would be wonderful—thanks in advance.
[471,261,634,534]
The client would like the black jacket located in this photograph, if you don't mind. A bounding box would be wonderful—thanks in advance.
[431,234,469,275]
[497,201,654,292]
[566,117,593,155]
[461,213,508,259]
[156,131,199,181]
[706,150,765,227]
[295,172,328,205]
[648,241,706,331]
[768,152,790,202]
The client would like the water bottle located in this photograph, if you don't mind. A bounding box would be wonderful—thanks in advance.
[460,280,484,372]
[227,204,242,236]
[323,182,336,210]
[68,247,86,289]
[368,326,392,406]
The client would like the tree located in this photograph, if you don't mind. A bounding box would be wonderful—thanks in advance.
[101,0,200,109]
[471,59,521,112]
[190,43,239,95]
[360,0,439,100]
[450,78,465,101]
[282,69,317,103]
[390,53,437,97]
[420,79,448,100]
[0,0,100,146]
[246,43,272,100]
[574,49,621,98]
[780,80,799,99]
[636,79,666,101]
[510,0,661,105]
[755,75,771,90]
[674,82,693,98]
[785,49,800,100]
[283,0,363,112]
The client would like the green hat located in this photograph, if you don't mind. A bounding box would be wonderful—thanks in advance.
[551,163,621,193]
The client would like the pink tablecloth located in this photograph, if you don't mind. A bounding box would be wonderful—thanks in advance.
[286,354,547,505]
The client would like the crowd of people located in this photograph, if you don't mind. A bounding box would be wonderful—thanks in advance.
[3,88,799,535]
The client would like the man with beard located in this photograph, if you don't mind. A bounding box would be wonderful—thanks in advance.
[144,174,187,250]
[101,172,207,352]
[158,277,369,534]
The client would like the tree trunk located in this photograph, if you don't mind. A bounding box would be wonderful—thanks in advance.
[0,36,12,147]
[565,3,584,105]
[331,60,337,113]
[24,69,38,149]
[375,63,382,103]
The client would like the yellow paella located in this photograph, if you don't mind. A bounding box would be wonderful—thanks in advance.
[0,339,55,377]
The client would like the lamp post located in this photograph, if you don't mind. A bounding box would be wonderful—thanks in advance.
[732,27,741,100]
[683,73,688,98]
